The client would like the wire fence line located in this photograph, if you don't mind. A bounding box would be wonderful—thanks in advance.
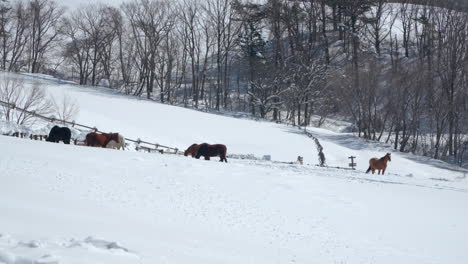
[0,99,179,154]
[0,99,349,168]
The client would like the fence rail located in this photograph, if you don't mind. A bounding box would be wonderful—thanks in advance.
[1,99,349,168]
[0,99,179,153]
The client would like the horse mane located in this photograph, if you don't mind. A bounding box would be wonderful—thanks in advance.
[380,153,391,161]
[103,132,118,147]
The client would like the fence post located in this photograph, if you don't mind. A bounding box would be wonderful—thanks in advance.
[297,156,303,165]
[1,100,183,154]
[348,156,356,169]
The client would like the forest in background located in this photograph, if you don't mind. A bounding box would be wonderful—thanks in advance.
[0,0,467,166]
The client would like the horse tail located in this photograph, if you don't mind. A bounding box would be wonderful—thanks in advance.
[221,145,227,162]
[85,134,90,146]
[120,135,126,150]
[64,128,72,144]
[366,166,372,174]
[85,133,94,147]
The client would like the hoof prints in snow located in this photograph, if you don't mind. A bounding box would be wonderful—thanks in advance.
[0,250,59,264]
[0,234,137,264]
[69,236,131,253]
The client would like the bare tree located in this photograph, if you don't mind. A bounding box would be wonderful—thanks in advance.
[50,93,79,122]
[178,0,214,108]
[363,0,396,56]
[28,0,63,73]
[0,76,52,124]
[122,0,174,99]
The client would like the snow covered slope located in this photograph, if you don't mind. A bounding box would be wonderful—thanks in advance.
[1,72,468,263]
[15,73,322,163]
[9,72,468,181]
[1,136,468,264]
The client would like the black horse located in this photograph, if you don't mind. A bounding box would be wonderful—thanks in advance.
[46,125,71,144]
[196,143,228,162]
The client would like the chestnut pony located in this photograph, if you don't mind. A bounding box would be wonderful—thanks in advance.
[184,143,201,157]
[366,153,391,175]
[85,132,120,148]
[106,134,126,150]
[195,143,227,162]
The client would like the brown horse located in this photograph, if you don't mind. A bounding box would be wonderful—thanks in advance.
[85,132,120,148]
[366,153,391,175]
[184,143,201,157]
[195,143,227,162]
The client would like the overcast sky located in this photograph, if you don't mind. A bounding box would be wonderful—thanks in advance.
[59,0,124,9]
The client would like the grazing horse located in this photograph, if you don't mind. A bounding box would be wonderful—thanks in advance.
[106,134,126,150]
[184,143,201,157]
[195,143,228,162]
[85,132,120,148]
[366,153,391,175]
[46,125,71,144]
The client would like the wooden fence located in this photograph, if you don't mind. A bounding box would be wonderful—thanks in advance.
[0,99,179,154]
[0,99,360,169]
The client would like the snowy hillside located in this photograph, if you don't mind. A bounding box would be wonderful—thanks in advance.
[2,136,468,264]
[9,72,467,181]
[1,73,468,263]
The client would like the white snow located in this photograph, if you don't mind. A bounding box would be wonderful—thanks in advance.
[1,72,468,263]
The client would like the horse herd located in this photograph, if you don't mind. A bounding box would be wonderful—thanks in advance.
[46,125,228,162]
[46,126,392,173]
[46,125,125,150]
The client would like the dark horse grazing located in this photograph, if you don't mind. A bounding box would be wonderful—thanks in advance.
[195,143,228,162]
[85,132,120,148]
[366,153,391,175]
[184,143,201,157]
[46,125,71,144]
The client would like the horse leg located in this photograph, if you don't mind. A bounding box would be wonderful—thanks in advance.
[378,169,381,175]
[382,168,386,175]
[205,156,210,160]
[372,169,375,174]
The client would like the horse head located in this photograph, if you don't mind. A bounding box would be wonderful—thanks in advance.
[110,133,120,143]
[184,144,198,156]
[385,153,391,162]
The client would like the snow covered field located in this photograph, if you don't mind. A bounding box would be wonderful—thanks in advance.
[10,72,467,181]
[1,72,468,263]
[1,136,468,264]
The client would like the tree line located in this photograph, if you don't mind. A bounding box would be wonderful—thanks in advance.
[0,0,467,165]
